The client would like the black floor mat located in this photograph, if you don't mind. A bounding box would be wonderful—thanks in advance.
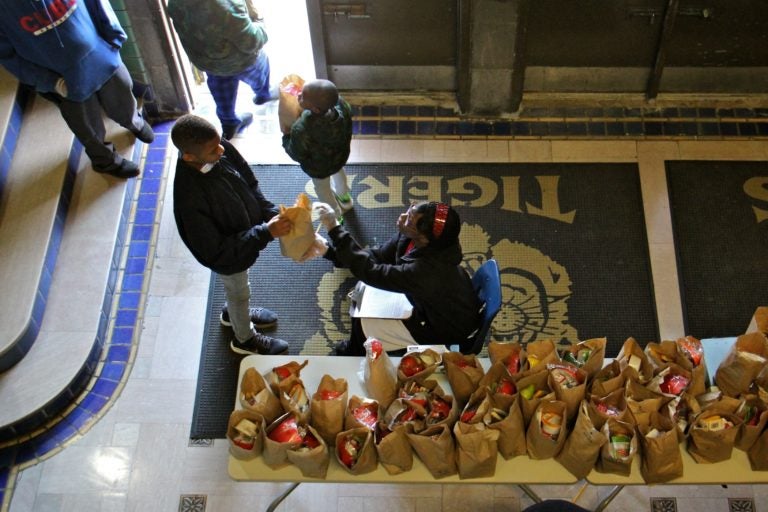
[191,163,658,438]
[666,160,768,338]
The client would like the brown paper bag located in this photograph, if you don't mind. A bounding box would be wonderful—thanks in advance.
[546,362,587,424]
[526,400,568,460]
[687,410,742,463]
[363,339,398,409]
[516,370,554,428]
[374,422,413,475]
[486,394,527,459]
[310,375,349,445]
[239,367,283,424]
[715,332,768,397]
[559,337,606,379]
[637,411,683,483]
[422,383,459,428]
[277,375,311,424]
[749,306,768,336]
[487,341,526,376]
[336,427,378,475]
[587,388,631,430]
[616,337,654,383]
[384,396,427,433]
[286,424,330,479]
[588,360,626,397]
[407,424,458,479]
[227,409,265,460]
[454,422,501,479]
[345,396,380,430]
[266,359,308,395]
[596,418,638,476]
[443,351,485,406]
[556,400,607,478]
[518,339,558,378]
[263,412,304,468]
[735,397,768,451]
[279,193,315,262]
[479,361,518,413]
[396,349,441,384]
[278,73,304,133]
[625,379,669,429]
[748,424,768,470]
[674,336,707,397]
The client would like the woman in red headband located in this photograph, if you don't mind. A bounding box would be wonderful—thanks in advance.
[308,201,482,356]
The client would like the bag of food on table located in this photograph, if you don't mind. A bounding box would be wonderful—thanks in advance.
[715,332,768,397]
[383,396,427,433]
[547,362,587,424]
[362,338,398,409]
[645,339,679,370]
[263,412,308,468]
[310,374,348,445]
[587,387,630,431]
[406,423,458,479]
[748,306,768,336]
[239,367,283,424]
[277,375,311,424]
[266,359,309,395]
[748,423,768,470]
[687,408,742,463]
[648,364,693,401]
[396,348,441,383]
[516,370,554,428]
[454,421,501,479]
[485,393,527,459]
[616,337,654,383]
[558,337,606,379]
[278,73,305,134]
[625,379,669,429]
[480,361,518,412]
[487,340,526,376]
[399,379,457,428]
[637,410,683,483]
[336,426,378,475]
[374,421,414,475]
[279,193,315,262]
[458,387,491,426]
[526,400,568,460]
[286,423,330,479]
[596,418,637,476]
[345,396,379,431]
[735,396,768,451]
[443,351,485,406]
[227,409,265,460]
[588,359,627,397]
[518,339,558,378]
[664,391,700,440]
[675,336,707,397]
[556,400,607,479]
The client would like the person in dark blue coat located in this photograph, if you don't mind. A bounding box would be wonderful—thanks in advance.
[0,0,154,178]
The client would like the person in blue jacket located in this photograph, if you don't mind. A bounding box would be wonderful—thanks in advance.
[0,0,154,179]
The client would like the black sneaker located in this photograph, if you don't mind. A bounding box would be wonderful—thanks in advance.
[93,159,140,179]
[231,333,289,355]
[334,339,365,357]
[220,305,277,329]
[253,85,279,105]
[221,112,254,140]
[133,121,155,144]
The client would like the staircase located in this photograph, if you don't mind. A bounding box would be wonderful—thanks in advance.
[0,68,143,442]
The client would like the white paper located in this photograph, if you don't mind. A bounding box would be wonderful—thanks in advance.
[352,284,413,319]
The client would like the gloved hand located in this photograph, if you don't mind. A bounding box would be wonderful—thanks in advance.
[299,234,329,262]
[54,77,68,98]
[313,202,339,231]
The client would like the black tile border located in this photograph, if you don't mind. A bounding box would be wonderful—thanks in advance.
[350,103,768,139]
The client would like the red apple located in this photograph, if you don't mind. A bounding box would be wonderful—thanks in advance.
[369,340,383,359]
[302,430,321,449]
[460,407,477,423]
[497,380,516,395]
[268,416,302,443]
[399,355,425,377]
[429,396,451,421]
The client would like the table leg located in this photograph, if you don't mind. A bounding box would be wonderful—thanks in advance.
[266,482,301,512]
[517,484,543,503]
[593,485,624,512]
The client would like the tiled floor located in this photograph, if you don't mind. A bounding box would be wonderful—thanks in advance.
[3,1,768,511]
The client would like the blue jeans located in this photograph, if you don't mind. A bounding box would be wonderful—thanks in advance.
[206,51,271,126]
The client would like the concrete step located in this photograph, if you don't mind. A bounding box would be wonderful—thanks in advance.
[0,89,140,440]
